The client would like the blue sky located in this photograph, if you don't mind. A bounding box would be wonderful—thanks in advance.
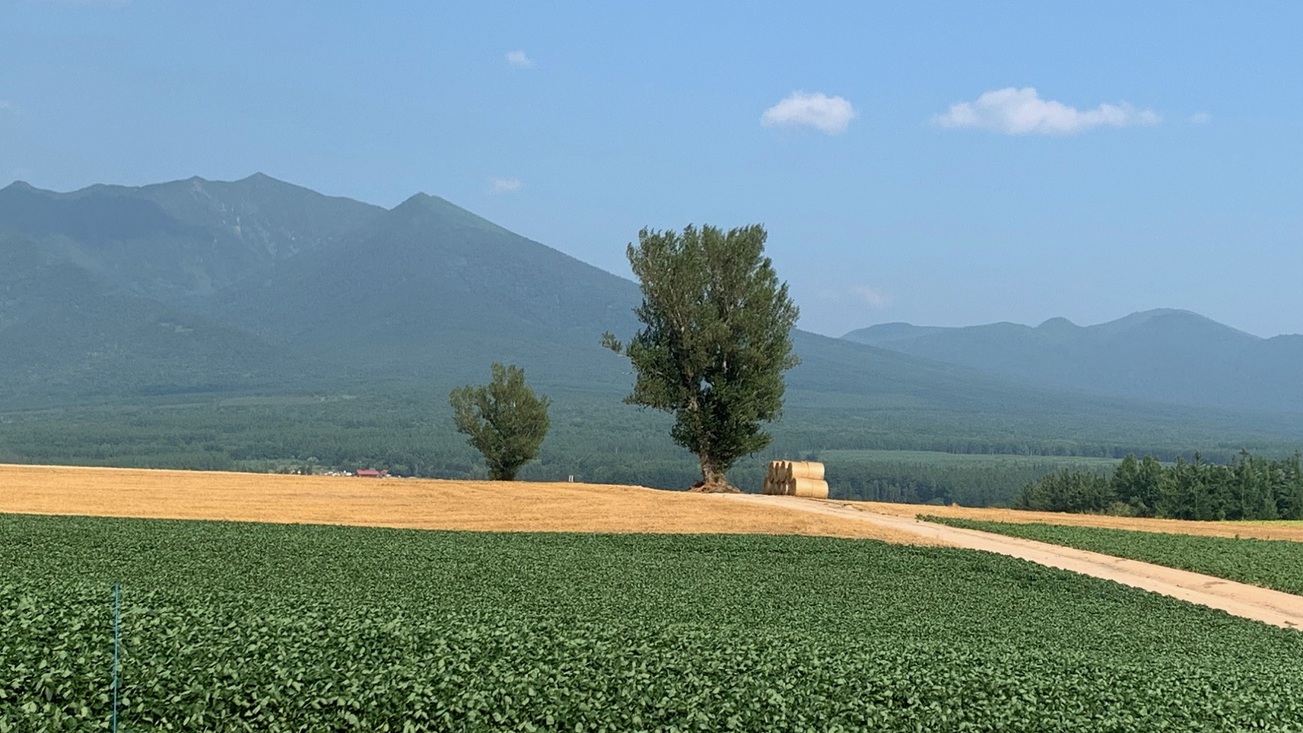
[3,1,1301,337]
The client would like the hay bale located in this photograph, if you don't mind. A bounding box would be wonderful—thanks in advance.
[764,461,789,495]
[790,461,825,481]
[771,461,788,483]
[766,460,827,496]
[791,477,829,499]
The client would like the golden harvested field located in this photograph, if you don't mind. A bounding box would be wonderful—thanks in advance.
[0,463,929,544]
[6,463,1298,545]
[855,501,1303,542]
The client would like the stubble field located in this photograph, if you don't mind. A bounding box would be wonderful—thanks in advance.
[0,463,928,543]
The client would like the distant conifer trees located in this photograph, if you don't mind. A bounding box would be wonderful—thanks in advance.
[1015,451,1303,520]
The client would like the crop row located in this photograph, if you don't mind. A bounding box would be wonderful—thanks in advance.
[3,514,1303,731]
[926,516,1303,596]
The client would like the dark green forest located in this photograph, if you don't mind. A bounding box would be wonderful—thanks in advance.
[1014,452,1303,520]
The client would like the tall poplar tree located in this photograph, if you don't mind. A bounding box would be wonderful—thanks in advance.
[603,224,799,492]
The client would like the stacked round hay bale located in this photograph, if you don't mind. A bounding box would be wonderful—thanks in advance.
[762,460,828,498]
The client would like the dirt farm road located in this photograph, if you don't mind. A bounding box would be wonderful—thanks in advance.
[729,494,1303,631]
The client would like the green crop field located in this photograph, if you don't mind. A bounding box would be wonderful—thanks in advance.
[4,514,1303,731]
[927,517,1303,596]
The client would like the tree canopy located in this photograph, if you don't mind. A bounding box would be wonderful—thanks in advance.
[1014,451,1303,520]
[604,224,799,492]
[449,363,551,481]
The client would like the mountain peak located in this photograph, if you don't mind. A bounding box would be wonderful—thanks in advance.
[1037,316,1079,330]
[388,192,448,218]
[396,191,435,206]
[385,193,513,238]
[2,180,36,193]
[1090,308,1258,340]
[393,192,466,208]
[237,172,291,187]
[185,173,292,190]
[1119,308,1191,322]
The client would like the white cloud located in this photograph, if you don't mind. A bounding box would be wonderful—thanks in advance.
[761,91,856,135]
[491,177,523,194]
[1190,111,1211,124]
[0,101,11,112]
[505,50,534,69]
[849,285,893,308]
[932,87,1160,135]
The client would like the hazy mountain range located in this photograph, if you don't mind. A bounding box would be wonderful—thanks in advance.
[1,173,1299,441]
[844,312,1303,413]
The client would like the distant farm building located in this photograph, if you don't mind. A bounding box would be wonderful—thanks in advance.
[355,469,388,478]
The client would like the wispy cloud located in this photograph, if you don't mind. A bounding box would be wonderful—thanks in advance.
[761,91,856,135]
[849,285,893,308]
[505,50,534,69]
[0,101,12,112]
[491,177,523,194]
[821,284,894,309]
[933,87,1160,135]
[1190,111,1211,124]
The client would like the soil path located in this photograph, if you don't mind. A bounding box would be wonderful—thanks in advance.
[729,495,1303,631]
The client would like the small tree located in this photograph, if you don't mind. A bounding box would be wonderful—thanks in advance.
[450,363,551,480]
[603,224,799,492]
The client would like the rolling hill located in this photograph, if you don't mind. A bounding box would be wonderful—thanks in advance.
[844,311,1303,413]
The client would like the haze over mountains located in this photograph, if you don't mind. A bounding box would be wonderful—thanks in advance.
[844,312,1303,414]
[1,173,1299,446]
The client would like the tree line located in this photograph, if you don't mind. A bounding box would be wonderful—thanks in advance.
[1014,451,1303,520]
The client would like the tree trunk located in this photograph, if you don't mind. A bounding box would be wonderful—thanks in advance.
[692,455,739,493]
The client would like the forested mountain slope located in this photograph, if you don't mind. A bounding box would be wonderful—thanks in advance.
[213,192,641,390]
[0,174,381,303]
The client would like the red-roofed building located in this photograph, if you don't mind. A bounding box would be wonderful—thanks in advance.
[355,469,387,478]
